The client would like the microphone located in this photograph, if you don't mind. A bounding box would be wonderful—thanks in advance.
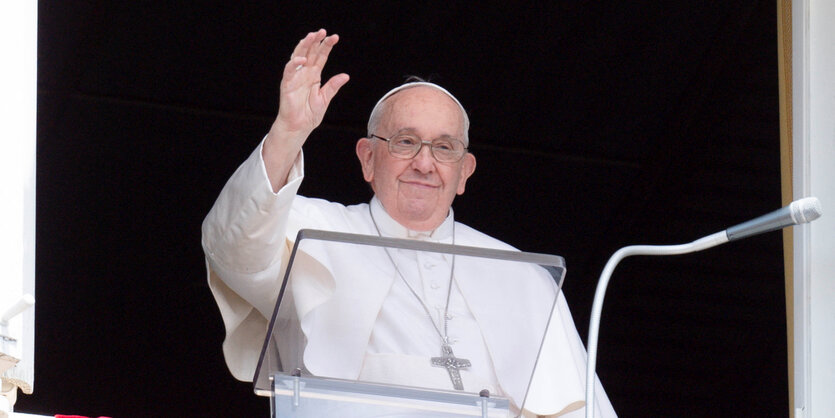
[726,197,822,241]
[584,197,823,418]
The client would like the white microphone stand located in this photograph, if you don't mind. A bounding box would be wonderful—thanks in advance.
[583,197,822,418]
[583,232,728,418]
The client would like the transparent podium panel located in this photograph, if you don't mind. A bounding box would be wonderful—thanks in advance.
[254,229,565,417]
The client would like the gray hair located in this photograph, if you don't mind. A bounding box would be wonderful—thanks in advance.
[366,81,470,146]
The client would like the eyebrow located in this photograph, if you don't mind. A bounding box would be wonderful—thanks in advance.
[392,128,458,141]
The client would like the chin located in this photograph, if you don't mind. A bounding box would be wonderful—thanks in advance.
[396,203,436,224]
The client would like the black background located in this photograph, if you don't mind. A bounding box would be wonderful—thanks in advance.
[25,1,786,416]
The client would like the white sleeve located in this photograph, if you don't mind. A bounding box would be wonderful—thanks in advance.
[200,139,304,380]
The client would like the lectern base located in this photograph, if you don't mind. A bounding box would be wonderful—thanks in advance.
[270,373,511,418]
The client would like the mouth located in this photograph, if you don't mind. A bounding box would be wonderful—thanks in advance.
[400,180,440,189]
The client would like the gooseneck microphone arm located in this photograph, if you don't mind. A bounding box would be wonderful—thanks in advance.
[584,197,822,418]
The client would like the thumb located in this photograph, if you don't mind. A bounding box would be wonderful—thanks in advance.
[319,73,350,105]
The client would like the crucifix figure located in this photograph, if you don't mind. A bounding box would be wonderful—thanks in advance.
[431,342,472,390]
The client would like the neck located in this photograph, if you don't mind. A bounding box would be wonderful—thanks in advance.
[390,205,450,232]
[370,197,453,239]
[395,216,445,233]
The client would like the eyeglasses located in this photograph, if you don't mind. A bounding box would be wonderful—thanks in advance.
[370,134,468,163]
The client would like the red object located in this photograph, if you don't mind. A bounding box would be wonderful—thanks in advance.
[55,415,112,418]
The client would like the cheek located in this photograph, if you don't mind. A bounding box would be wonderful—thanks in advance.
[380,159,408,179]
[441,168,463,194]
[370,158,399,190]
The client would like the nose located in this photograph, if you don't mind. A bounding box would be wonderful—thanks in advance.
[410,142,436,172]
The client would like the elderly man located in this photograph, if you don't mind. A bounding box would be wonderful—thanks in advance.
[202,29,616,417]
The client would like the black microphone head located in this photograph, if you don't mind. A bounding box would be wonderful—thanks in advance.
[790,197,822,224]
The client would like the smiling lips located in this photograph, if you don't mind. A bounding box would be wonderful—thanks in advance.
[400,179,440,190]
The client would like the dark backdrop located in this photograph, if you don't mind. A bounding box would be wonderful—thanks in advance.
[25,1,786,416]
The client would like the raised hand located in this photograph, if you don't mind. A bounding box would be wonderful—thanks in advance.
[264,29,350,191]
[276,29,349,137]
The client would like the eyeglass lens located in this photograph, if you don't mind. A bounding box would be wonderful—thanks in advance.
[388,135,464,162]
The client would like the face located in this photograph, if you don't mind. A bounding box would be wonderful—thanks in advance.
[356,87,476,231]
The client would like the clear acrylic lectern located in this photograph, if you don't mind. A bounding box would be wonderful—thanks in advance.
[254,229,565,417]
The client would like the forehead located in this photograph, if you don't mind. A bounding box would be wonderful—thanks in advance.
[379,87,465,136]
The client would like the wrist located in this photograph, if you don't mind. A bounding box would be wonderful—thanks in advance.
[268,118,310,145]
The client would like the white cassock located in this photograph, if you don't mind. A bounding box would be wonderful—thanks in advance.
[202,141,617,417]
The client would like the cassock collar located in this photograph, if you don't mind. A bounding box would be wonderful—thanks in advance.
[369,196,454,243]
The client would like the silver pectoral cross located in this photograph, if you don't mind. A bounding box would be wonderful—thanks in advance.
[431,343,471,390]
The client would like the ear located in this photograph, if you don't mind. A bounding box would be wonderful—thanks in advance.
[456,153,477,195]
[356,137,375,183]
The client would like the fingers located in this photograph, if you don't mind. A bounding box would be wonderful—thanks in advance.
[283,30,341,89]
[289,30,340,72]
[290,29,325,63]
[311,34,339,70]
[301,31,328,67]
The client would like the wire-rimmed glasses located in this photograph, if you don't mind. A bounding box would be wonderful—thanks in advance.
[370,134,468,163]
